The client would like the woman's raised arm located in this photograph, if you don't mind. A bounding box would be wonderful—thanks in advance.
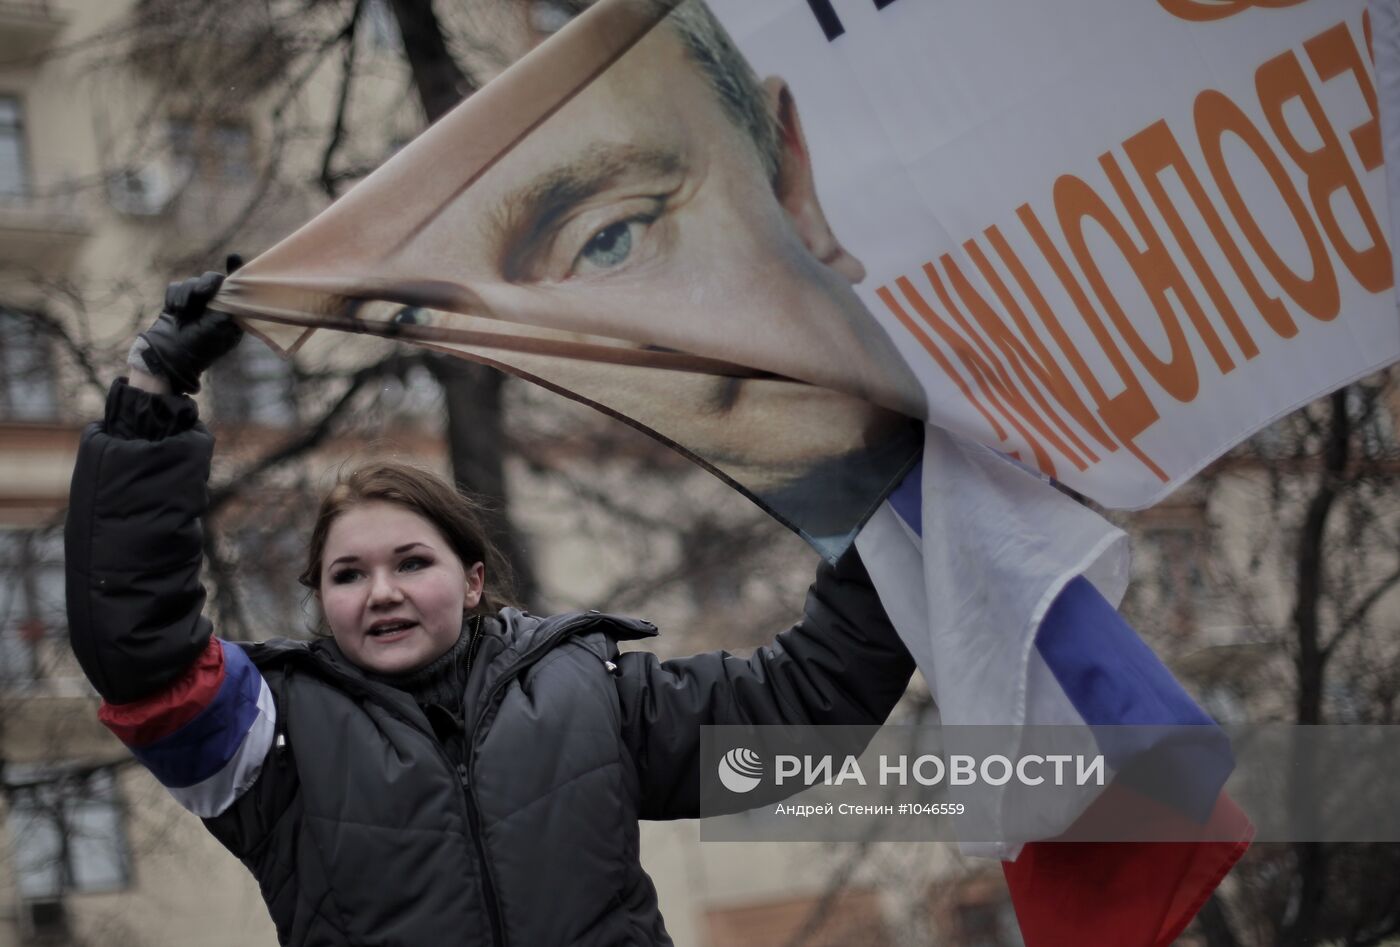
[615,546,916,819]
[65,378,216,702]
[64,271,242,702]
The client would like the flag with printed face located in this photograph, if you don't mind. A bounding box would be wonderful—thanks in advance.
[220,0,1400,524]
[212,0,1400,941]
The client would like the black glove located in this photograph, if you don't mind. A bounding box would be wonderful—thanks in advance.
[136,268,243,395]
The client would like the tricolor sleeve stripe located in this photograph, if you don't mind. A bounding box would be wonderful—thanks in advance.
[99,635,226,745]
[98,639,276,818]
[166,677,276,818]
[127,640,264,788]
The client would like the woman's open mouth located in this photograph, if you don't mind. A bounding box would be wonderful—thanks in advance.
[367,620,417,641]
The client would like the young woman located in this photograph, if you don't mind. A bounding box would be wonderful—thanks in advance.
[65,273,915,946]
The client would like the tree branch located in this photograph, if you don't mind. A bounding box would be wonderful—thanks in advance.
[21,307,110,401]
[207,357,387,515]
[318,0,363,199]
[170,10,359,269]
[201,526,251,642]
[1324,559,1400,658]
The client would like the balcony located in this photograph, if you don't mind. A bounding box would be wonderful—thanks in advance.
[0,1,68,63]
[0,191,88,269]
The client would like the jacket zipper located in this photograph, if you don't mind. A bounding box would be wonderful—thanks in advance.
[280,614,599,947]
[457,762,505,947]
[460,614,603,947]
[283,637,505,947]
[451,758,506,947]
[373,700,508,947]
[463,613,484,679]
[456,613,500,946]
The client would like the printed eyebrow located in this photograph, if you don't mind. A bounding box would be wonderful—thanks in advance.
[498,144,685,280]
[328,543,429,568]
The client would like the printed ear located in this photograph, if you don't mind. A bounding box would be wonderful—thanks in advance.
[766,77,866,284]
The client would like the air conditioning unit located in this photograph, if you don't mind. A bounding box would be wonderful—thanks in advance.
[21,898,69,945]
[106,159,188,217]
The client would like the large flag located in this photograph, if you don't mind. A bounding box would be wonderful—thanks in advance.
[213,0,1400,941]
[220,0,1400,516]
[857,450,1254,946]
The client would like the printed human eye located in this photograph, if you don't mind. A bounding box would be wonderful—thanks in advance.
[577,221,634,271]
[569,212,658,278]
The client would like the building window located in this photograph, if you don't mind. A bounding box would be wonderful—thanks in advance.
[1144,523,1208,636]
[169,117,254,182]
[0,529,64,683]
[4,765,131,901]
[212,124,254,181]
[0,95,28,196]
[210,335,297,426]
[0,310,57,422]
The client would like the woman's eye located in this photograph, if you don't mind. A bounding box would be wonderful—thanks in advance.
[570,214,655,277]
[330,569,360,585]
[399,556,431,573]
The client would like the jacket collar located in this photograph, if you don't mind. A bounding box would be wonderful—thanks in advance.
[240,608,658,715]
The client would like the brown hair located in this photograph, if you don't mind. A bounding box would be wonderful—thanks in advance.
[299,462,517,617]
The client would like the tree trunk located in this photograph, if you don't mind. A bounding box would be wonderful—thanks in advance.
[434,356,536,603]
[387,0,537,605]
[1280,388,1350,947]
[1291,389,1349,727]
[387,0,477,117]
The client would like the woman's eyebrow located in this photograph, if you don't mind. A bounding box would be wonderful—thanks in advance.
[498,144,684,279]
[327,542,429,568]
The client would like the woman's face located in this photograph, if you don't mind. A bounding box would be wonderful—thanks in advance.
[317,500,484,675]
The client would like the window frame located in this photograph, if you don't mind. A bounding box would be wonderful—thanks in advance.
[209,333,299,427]
[0,527,65,684]
[0,308,59,422]
[168,115,256,184]
[4,764,133,901]
[0,92,31,197]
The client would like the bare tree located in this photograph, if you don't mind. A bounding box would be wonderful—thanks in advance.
[1117,372,1400,947]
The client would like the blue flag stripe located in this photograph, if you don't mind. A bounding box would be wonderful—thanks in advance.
[130,641,266,788]
[886,461,1231,822]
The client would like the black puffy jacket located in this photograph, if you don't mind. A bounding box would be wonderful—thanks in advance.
[65,380,916,946]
